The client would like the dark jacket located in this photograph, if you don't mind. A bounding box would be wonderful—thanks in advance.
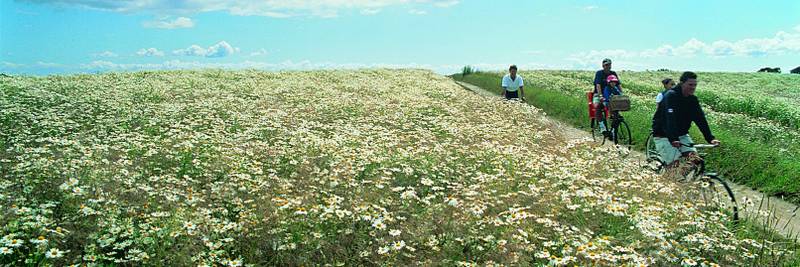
[651,86,715,143]
[594,70,619,90]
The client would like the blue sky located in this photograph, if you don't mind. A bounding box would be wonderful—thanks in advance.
[2,0,800,75]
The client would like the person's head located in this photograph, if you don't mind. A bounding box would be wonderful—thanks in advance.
[602,58,612,71]
[509,65,518,76]
[679,71,698,96]
[606,74,619,87]
[661,78,675,89]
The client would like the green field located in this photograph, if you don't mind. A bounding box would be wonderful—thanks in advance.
[1,70,798,266]
[454,70,800,205]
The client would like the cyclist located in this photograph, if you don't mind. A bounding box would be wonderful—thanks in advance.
[651,71,720,166]
[655,78,675,104]
[598,75,624,135]
[593,58,622,133]
[502,65,525,101]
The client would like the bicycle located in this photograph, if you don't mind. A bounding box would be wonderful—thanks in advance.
[590,105,632,154]
[646,140,740,223]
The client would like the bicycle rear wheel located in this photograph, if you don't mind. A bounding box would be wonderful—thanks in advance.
[644,133,664,173]
[697,175,740,223]
[591,118,605,145]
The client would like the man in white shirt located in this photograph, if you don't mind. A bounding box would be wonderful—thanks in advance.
[501,65,525,101]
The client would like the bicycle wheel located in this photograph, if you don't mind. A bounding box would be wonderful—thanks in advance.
[644,133,664,173]
[591,118,605,144]
[697,175,740,223]
[613,119,632,156]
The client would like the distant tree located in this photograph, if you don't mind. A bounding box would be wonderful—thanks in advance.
[657,68,671,72]
[758,67,781,73]
[792,66,800,74]
[461,65,476,76]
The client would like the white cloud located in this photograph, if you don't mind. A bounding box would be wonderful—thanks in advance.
[432,0,459,8]
[409,9,427,15]
[173,45,206,57]
[567,49,639,68]
[23,0,461,18]
[568,24,800,67]
[174,41,239,58]
[2,61,24,68]
[15,9,39,15]
[36,61,61,67]
[522,50,544,55]
[250,49,269,57]
[92,51,118,58]
[583,5,598,11]
[80,59,433,72]
[360,8,381,15]
[137,48,165,57]
[143,17,194,29]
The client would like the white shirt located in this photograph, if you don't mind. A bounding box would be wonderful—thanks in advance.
[501,74,524,92]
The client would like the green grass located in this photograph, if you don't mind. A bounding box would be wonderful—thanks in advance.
[452,71,800,205]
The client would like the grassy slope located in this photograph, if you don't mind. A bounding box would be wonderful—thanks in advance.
[453,71,800,204]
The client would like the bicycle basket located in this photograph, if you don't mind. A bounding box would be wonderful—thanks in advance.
[609,95,631,111]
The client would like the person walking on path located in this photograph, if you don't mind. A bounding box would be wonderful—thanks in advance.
[502,65,525,101]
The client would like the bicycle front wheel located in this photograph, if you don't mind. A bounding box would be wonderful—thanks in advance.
[644,133,665,173]
[613,120,632,156]
[697,175,740,223]
[591,118,605,145]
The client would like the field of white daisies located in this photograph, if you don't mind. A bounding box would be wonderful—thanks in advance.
[1,69,798,266]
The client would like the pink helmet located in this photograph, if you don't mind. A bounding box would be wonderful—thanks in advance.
[606,74,619,83]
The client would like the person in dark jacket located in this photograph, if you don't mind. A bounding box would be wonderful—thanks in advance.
[651,71,720,165]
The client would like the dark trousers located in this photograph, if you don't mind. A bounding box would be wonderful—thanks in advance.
[505,90,519,99]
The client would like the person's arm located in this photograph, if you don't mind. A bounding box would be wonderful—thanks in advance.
[519,77,525,100]
[692,99,717,144]
[501,76,508,97]
[593,71,602,95]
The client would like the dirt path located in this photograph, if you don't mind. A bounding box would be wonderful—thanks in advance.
[455,80,800,239]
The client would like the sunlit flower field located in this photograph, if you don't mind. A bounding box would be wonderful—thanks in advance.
[1,69,797,266]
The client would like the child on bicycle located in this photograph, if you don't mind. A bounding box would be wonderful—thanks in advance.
[655,78,675,104]
[598,75,623,135]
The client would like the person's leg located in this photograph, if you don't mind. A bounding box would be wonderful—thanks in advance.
[599,102,609,132]
[655,137,680,165]
[677,135,697,154]
[506,90,518,100]
[593,96,607,131]
[677,134,699,163]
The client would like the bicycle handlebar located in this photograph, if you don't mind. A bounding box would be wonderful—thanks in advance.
[681,143,718,149]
